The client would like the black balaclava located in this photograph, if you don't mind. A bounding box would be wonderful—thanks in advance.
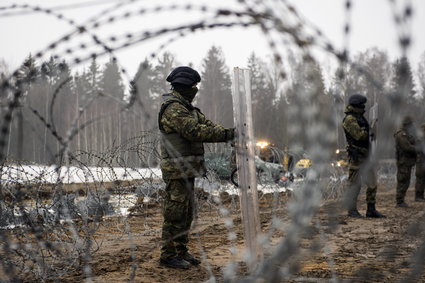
[172,83,198,103]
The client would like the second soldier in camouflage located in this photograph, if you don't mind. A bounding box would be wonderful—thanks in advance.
[342,94,385,218]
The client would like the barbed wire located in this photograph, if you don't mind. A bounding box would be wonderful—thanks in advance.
[0,0,424,282]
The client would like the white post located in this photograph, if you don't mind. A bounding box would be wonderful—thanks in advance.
[232,67,262,271]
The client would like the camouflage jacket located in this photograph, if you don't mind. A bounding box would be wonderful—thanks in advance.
[342,105,370,160]
[394,126,417,166]
[158,91,228,179]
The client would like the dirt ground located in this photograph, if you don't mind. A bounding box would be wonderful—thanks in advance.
[41,182,425,282]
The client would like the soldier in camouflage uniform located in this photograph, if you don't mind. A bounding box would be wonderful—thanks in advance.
[342,94,385,218]
[394,116,418,207]
[415,124,425,201]
[158,66,235,269]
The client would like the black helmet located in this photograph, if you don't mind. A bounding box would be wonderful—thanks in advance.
[348,94,367,106]
[166,66,201,87]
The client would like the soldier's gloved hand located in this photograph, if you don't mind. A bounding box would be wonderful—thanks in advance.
[225,128,236,142]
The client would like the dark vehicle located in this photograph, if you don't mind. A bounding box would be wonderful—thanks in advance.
[230,156,293,187]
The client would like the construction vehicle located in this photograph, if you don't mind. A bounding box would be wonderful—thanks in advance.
[295,158,313,169]
[332,149,348,168]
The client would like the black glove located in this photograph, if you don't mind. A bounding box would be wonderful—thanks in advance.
[225,128,235,142]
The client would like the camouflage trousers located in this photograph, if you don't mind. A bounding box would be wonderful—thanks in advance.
[396,163,414,203]
[345,158,377,211]
[415,161,425,199]
[160,178,195,259]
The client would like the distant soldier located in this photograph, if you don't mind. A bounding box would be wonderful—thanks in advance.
[414,123,425,201]
[342,94,385,218]
[158,66,235,269]
[394,116,417,207]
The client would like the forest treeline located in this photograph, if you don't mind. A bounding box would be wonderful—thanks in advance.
[0,46,424,167]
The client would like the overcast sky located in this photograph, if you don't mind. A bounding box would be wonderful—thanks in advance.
[1,0,424,82]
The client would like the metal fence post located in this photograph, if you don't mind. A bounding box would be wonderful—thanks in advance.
[232,67,262,271]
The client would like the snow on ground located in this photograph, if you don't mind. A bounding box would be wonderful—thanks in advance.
[0,163,328,222]
[1,164,300,195]
[196,177,297,197]
[0,164,162,185]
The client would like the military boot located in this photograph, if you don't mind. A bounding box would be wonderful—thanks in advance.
[366,203,385,218]
[415,194,425,202]
[160,257,191,269]
[181,252,201,265]
[396,202,409,207]
[347,209,363,218]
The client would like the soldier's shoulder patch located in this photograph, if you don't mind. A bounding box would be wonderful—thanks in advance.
[164,101,188,113]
